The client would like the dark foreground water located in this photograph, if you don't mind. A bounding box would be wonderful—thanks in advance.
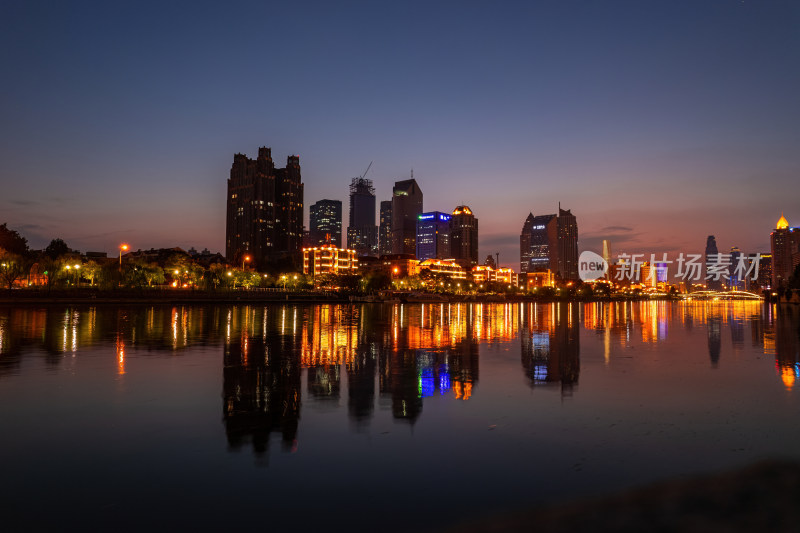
[1,301,799,531]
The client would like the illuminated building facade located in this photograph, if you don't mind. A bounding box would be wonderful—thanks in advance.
[226,147,304,270]
[524,270,555,289]
[303,245,359,276]
[379,200,392,256]
[520,213,557,274]
[391,178,423,255]
[472,265,518,285]
[450,205,479,269]
[381,254,419,278]
[347,177,377,256]
[309,199,342,247]
[418,258,466,279]
[416,211,451,260]
[771,214,800,289]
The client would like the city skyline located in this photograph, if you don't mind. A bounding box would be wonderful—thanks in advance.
[1,1,799,268]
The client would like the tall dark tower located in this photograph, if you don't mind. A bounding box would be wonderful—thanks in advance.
[705,235,722,290]
[309,199,342,247]
[557,207,579,281]
[225,147,304,270]
[391,178,423,255]
[379,200,393,256]
[347,178,377,256]
[450,205,479,269]
[520,212,557,274]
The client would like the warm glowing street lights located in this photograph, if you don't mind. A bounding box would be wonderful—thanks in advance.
[242,255,251,270]
[281,274,287,290]
[119,243,129,270]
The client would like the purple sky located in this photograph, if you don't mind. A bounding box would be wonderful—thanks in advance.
[1,1,798,268]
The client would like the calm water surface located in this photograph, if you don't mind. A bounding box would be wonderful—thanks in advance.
[1,301,799,531]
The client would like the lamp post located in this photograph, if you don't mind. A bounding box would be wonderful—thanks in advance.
[119,244,129,270]
[281,275,287,291]
[242,255,251,270]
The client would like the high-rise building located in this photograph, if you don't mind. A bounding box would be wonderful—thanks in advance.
[309,199,342,247]
[226,147,304,270]
[379,200,393,256]
[347,178,377,256]
[519,206,579,281]
[771,213,800,289]
[704,235,723,290]
[557,207,579,281]
[729,246,743,290]
[520,213,557,274]
[450,205,479,269]
[391,178,423,255]
[416,211,452,260]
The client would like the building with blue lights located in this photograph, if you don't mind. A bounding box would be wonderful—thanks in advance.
[416,211,451,260]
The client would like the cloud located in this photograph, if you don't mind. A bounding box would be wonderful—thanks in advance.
[599,225,633,233]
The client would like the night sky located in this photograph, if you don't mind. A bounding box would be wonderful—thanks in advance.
[1,0,798,267]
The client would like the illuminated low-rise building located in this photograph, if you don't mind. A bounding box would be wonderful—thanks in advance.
[524,270,555,289]
[419,258,466,279]
[379,254,419,278]
[303,245,358,276]
[472,265,518,285]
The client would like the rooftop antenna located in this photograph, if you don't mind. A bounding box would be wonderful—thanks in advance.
[411,168,414,179]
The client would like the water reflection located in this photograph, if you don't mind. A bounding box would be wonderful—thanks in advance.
[520,303,580,394]
[2,301,799,453]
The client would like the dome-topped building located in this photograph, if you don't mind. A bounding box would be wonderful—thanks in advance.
[771,212,799,289]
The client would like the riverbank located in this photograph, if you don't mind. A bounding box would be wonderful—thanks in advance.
[0,288,688,305]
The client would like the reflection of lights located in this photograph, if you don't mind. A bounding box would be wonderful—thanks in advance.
[781,366,795,389]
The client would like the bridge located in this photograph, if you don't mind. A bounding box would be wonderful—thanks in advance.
[681,290,764,301]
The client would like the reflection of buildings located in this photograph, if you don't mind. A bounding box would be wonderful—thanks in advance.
[223,331,301,455]
[708,316,721,366]
[520,303,580,394]
[774,306,800,389]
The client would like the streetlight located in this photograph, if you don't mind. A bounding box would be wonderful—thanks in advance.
[243,255,251,270]
[119,243,129,270]
[281,275,287,290]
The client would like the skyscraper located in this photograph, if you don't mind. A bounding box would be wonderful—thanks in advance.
[450,205,479,269]
[391,178,423,255]
[520,213,557,274]
[226,147,304,270]
[309,199,342,247]
[771,213,800,289]
[347,177,377,256]
[519,206,579,281]
[557,207,579,281]
[705,235,723,290]
[416,211,452,260]
[379,200,392,256]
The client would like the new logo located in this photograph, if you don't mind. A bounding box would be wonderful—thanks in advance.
[579,251,608,281]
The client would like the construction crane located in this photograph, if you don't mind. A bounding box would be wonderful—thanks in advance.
[360,161,373,180]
